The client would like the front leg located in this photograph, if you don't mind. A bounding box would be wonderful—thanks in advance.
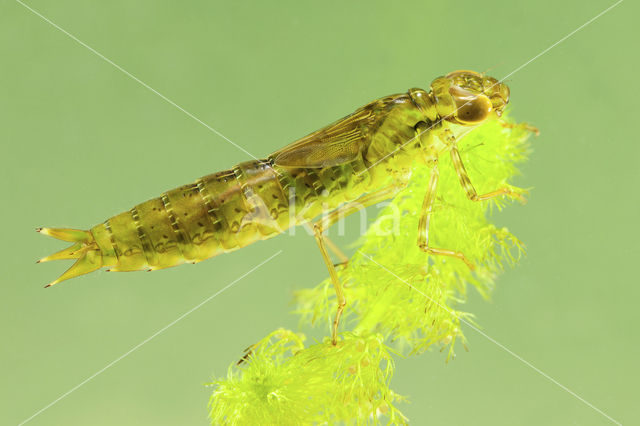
[441,128,525,203]
[450,145,525,203]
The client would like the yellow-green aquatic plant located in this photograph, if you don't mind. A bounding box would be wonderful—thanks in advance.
[208,330,405,425]
[209,114,533,424]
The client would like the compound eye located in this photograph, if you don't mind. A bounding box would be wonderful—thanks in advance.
[449,86,492,124]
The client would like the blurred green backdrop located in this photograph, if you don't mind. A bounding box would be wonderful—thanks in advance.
[1,0,637,424]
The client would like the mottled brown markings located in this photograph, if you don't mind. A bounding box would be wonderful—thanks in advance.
[269,165,289,216]
[308,169,326,197]
[232,160,290,238]
[130,206,155,267]
[195,177,224,250]
[103,220,120,262]
[160,193,189,262]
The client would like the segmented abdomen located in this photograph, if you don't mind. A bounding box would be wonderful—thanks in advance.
[90,153,373,273]
[91,160,290,272]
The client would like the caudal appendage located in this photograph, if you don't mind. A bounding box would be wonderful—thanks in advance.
[36,227,103,288]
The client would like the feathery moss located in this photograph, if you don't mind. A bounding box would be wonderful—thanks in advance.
[208,329,405,425]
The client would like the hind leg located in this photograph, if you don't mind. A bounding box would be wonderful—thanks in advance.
[303,222,348,265]
[311,186,399,345]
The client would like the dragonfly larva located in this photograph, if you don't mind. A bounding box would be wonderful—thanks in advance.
[38,70,533,344]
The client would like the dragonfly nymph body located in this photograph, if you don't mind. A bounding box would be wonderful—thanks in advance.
[39,70,528,344]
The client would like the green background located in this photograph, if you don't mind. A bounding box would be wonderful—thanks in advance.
[1,0,637,424]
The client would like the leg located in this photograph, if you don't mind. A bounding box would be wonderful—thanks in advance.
[498,120,540,136]
[312,186,399,345]
[418,161,475,269]
[439,127,524,203]
[450,143,525,203]
[303,222,348,264]
[324,236,349,265]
